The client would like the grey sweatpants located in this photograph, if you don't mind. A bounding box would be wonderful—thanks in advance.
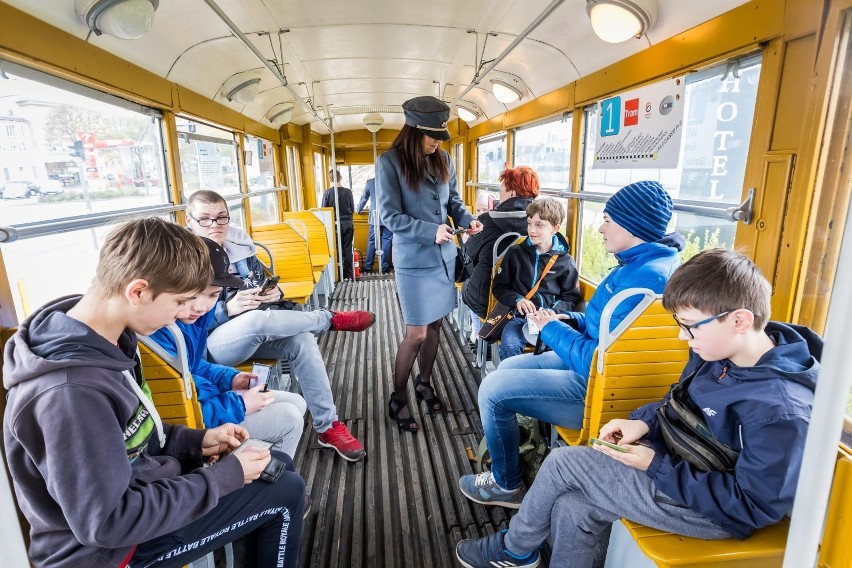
[504,446,733,567]
[239,390,307,457]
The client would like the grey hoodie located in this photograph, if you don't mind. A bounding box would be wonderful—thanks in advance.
[3,295,244,568]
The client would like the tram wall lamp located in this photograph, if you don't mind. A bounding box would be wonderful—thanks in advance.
[75,0,158,40]
[363,113,384,133]
[489,71,528,104]
[266,102,295,125]
[456,102,482,123]
[220,73,263,104]
[586,0,659,43]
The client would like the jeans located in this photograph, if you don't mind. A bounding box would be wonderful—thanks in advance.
[130,452,305,568]
[478,351,588,490]
[207,309,339,433]
[240,390,307,456]
[498,317,530,360]
[502,447,731,567]
[364,223,393,272]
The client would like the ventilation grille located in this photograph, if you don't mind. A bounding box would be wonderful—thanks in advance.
[330,105,402,116]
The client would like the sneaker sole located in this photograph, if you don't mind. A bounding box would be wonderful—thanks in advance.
[455,544,540,568]
[458,486,523,509]
[316,438,366,462]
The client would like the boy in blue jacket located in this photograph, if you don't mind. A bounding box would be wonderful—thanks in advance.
[150,238,307,457]
[455,248,819,568]
[460,180,684,507]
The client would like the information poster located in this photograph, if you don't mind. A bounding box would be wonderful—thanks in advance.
[592,77,686,169]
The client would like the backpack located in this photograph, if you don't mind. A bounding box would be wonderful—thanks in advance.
[475,415,549,486]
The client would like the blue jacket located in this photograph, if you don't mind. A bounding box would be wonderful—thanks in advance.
[356,178,384,226]
[540,233,684,378]
[631,322,820,539]
[377,148,474,269]
[149,311,244,427]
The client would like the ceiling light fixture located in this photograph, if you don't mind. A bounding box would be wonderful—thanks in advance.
[266,102,295,125]
[363,114,384,133]
[456,103,481,123]
[224,78,262,104]
[586,0,659,43]
[75,0,159,40]
[489,72,528,104]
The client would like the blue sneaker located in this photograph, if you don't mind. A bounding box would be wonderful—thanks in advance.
[456,529,540,568]
[458,471,526,508]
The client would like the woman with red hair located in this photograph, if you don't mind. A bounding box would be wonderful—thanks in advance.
[462,166,541,337]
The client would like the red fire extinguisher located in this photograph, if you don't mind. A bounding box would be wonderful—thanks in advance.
[353,249,362,280]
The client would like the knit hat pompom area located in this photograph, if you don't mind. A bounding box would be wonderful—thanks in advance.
[603,180,673,243]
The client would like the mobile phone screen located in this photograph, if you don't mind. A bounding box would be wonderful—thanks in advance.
[249,363,271,389]
[589,437,628,453]
[232,438,273,456]
[260,275,280,294]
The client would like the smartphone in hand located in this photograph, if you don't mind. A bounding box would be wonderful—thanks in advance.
[259,275,280,295]
[589,437,628,453]
[232,438,273,456]
[249,362,272,391]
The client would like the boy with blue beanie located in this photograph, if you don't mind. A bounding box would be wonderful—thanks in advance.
[459,180,684,508]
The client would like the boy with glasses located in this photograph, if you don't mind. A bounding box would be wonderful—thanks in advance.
[186,190,371,462]
[455,248,820,568]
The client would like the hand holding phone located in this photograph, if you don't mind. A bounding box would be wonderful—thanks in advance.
[589,437,629,453]
[526,313,540,335]
[259,275,280,295]
[232,438,273,456]
[249,363,272,390]
[451,227,467,235]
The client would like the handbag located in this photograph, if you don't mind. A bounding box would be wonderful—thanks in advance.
[656,368,740,472]
[442,232,473,283]
[478,255,558,343]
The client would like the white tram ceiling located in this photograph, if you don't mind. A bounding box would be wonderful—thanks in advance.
[5,0,748,133]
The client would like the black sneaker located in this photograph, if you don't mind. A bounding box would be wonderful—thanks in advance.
[456,529,540,568]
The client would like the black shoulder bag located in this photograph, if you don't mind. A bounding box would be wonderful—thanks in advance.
[656,369,740,472]
[442,232,473,283]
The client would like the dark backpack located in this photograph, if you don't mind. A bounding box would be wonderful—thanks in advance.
[475,415,548,486]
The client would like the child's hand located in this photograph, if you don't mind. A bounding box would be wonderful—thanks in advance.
[231,372,253,390]
[592,441,655,471]
[256,287,282,303]
[598,419,649,445]
[516,298,536,315]
[201,423,248,456]
[528,309,561,329]
[240,386,274,414]
[234,448,271,484]
[226,289,263,316]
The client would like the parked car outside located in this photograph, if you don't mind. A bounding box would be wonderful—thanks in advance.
[1,180,39,199]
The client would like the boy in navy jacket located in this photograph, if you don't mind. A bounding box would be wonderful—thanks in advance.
[455,248,819,568]
[150,238,306,457]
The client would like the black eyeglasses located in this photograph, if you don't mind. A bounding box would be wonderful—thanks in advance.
[672,311,732,339]
[189,214,230,227]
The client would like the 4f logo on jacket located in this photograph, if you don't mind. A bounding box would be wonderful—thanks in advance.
[703,407,717,417]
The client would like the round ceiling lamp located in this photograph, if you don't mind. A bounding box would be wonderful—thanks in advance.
[489,72,528,105]
[586,0,659,43]
[266,102,295,125]
[75,0,159,40]
[456,103,481,123]
[363,114,385,133]
[224,78,262,104]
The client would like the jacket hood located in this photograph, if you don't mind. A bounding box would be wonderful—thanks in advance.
[3,295,137,390]
[722,322,820,390]
[485,196,533,233]
[615,231,685,265]
[224,225,257,264]
[522,231,570,256]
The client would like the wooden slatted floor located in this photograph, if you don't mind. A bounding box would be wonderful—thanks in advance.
[293,274,512,568]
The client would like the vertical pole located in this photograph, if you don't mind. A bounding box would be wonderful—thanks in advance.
[372,129,383,275]
[328,119,345,281]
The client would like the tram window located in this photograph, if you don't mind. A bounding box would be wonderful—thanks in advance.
[577,58,761,282]
[313,151,325,206]
[176,118,244,228]
[513,115,572,192]
[477,134,507,184]
[0,64,170,226]
[285,145,302,211]
[245,135,278,226]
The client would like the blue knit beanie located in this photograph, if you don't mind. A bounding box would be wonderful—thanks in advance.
[603,181,673,243]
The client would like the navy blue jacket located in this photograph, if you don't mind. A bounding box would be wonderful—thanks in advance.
[632,322,820,538]
[356,178,384,226]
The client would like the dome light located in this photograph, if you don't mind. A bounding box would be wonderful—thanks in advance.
[75,0,158,40]
[363,114,384,133]
[586,0,659,43]
[266,102,295,125]
[456,104,480,123]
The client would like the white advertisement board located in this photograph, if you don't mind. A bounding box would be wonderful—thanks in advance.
[592,77,686,169]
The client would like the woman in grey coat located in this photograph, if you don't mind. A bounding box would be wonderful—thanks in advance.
[378,96,482,432]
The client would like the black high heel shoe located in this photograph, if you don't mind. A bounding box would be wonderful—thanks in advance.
[414,376,444,413]
[388,397,418,433]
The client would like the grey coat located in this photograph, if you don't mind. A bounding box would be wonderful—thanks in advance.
[377,148,474,269]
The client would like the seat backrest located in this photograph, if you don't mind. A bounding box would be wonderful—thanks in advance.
[557,288,687,446]
[818,448,852,567]
[486,232,525,314]
[283,211,332,262]
[250,222,315,286]
[138,326,204,428]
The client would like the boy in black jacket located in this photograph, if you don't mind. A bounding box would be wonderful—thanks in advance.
[492,197,582,360]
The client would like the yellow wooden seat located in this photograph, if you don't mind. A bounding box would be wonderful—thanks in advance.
[555,288,686,447]
[250,222,316,304]
[138,326,204,428]
[282,211,332,284]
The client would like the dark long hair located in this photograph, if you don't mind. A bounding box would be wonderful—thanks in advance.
[388,125,449,190]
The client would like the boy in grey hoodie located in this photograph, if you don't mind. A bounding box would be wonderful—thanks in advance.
[3,218,304,568]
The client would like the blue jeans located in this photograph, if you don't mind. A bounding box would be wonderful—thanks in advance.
[499,317,530,360]
[365,223,393,272]
[478,351,588,490]
[207,309,339,433]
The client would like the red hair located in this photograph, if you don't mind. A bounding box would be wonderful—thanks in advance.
[498,166,540,198]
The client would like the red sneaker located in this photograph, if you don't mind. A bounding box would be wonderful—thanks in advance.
[330,310,375,332]
[317,421,366,461]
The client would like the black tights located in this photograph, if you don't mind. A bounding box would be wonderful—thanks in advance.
[392,320,442,417]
